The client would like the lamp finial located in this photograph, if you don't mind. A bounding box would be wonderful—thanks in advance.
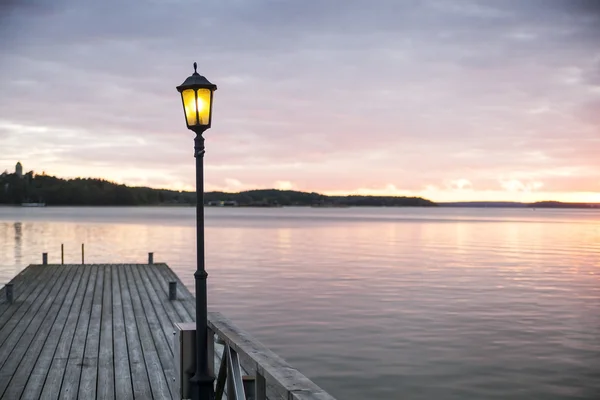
[193,62,198,74]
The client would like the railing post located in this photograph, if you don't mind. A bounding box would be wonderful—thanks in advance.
[148,252,154,264]
[169,281,177,301]
[5,283,14,304]
[61,244,64,265]
[227,347,235,400]
[243,377,256,400]
[227,345,247,400]
[215,347,227,400]
[42,253,48,265]
[255,371,266,400]
[81,243,85,264]
[207,327,215,377]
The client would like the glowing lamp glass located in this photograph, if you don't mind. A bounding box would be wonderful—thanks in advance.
[181,88,213,127]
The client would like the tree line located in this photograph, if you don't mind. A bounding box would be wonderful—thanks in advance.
[0,171,437,207]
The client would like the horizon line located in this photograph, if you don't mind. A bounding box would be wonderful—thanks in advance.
[3,169,599,205]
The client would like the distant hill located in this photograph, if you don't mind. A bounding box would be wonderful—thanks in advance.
[0,171,435,207]
[439,201,599,209]
[440,201,527,208]
[2,170,595,208]
[529,201,600,209]
[204,189,436,207]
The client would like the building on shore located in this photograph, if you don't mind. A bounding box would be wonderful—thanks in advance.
[15,161,23,178]
[207,200,239,207]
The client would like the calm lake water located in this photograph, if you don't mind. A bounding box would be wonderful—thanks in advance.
[1,206,599,399]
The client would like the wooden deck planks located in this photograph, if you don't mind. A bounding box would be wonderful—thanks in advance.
[0,266,70,374]
[144,263,193,324]
[0,265,58,347]
[0,263,202,400]
[78,264,104,399]
[0,265,74,397]
[39,266,93,400]
[117,265,153,399]
[132,265,180,398]
[111,266,133,400]
[23,265,88,400]
[132,265,174,354]
[0,265,39,312]
[135,265,183,352]
[97,265,115,400]
[154,264,196,321]
[59,265,98,400]
[3,265,83,399]
[123,265,172,400]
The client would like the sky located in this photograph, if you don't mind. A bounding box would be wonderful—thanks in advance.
[1,0,599,202]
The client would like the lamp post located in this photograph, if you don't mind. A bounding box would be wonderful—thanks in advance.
[177,62,217,400]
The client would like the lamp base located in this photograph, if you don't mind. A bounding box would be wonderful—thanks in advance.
[190,374,215,400]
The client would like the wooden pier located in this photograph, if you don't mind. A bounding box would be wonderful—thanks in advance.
[0,263,336,400]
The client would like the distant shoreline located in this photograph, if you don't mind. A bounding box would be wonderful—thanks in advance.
[1,203,598,209]
[439,201,600,209]
[1,171,598,209]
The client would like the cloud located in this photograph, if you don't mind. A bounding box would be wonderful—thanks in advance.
[324,184,410,197]
[447,179,473,190]
[500,179,544,192]
[0,0,599,201]
[274,181,294,190]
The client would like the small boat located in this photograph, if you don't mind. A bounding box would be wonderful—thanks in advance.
[21,202,46,207]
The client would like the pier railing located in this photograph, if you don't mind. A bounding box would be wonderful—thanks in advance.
[208,312,336,400]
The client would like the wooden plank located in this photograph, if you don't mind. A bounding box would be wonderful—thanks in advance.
[58,265,99,400]
[78,263,105,399]
[0,265,57,346]
[154,263,196,321]
[143,263,192,325]
[134,264,176,344]
[39,266,92,399]
[0,266,72,396]
[4,265,83,399]
[118,265,153,399]
[22,265,87,399]
[132,265,179,398]
[97,265,115,400]
[123,265,173,400]
[137,264,189,351]
[112,265,133,400]
[0,265,67,366]
[0,264,39,312]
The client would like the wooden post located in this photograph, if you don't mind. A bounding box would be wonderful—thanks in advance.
[226,346,235,400]
[255,371,267,400]
[5,283,13,304]
[81,243,84,265]
[42,253,48,265]
[169,281,177,300]
[243,377,256,400]
[207,327,215,376]
[148,252,154,265]
[215,351,227,400]
[61,244,64,265]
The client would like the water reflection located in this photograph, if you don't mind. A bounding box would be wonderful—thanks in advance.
[0,207,599,399]
[14,222,22,264]
[276,228,292,253]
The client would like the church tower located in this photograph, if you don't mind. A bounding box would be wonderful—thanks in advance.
[15,161,23,178]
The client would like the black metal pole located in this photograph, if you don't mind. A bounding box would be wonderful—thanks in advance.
[190,132,215,400]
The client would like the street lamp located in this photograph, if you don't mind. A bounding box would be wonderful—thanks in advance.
[177,62,217,400]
